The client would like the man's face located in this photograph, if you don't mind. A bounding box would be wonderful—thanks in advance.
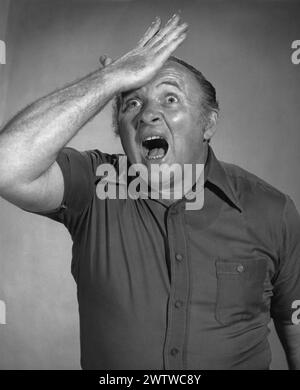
[117,60,207,169]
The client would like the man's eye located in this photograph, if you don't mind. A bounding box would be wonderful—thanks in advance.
[125,99,141,110]
[165,95,178,104]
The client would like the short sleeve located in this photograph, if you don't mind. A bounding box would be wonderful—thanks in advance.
[24,147,114,234]
[271,196,300,324]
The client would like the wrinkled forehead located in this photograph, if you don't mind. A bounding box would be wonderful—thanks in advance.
[148,59,198,88]
[121,59,202,100]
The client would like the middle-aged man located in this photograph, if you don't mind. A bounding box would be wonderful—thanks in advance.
[0,15,300,370]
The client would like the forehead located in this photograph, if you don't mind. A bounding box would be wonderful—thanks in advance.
[149,60,199,89]
[122,60,202,99]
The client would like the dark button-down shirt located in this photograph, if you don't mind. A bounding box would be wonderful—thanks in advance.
[28,145,300,370]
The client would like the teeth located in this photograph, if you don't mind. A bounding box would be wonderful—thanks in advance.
[147,154,165,160]
[144,135,164,142]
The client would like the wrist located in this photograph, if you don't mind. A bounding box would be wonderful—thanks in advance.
[99,63,125,96]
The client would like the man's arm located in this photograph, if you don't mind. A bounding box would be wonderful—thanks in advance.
[0,15,187,212]
[274,322,300,370]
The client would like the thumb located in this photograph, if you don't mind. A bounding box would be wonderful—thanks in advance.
[104,56,113,66]
[99,55,113,68]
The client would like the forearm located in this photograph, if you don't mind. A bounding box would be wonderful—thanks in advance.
[0,66,119,188]
[275,321,300,370]
[286,352,300,370]
[284,339,300,370]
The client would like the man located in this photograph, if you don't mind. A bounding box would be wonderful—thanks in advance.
[0,15,299,370]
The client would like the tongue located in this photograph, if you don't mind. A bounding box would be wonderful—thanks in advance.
[148,148,165,159]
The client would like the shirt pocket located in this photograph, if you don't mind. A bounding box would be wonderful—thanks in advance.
[215,258,267,326]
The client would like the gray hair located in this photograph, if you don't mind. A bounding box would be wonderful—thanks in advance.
[112,56,219,136]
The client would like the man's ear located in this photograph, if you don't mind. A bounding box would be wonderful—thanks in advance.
[203,111,218,141]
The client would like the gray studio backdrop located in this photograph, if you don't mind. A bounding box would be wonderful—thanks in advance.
[0,0,299,369]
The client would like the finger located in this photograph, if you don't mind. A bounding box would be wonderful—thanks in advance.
[104,57,113,66]
[99,55,107,67]
[156,32,187,58]
[138,17,161,47]
[148,14,181,47]
[99,55,113,68]
[137,17,161,47]
[153,23,188,52]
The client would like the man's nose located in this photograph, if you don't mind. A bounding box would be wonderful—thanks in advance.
[139,106,162,126]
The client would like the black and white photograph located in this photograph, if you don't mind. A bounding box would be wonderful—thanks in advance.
[0,0,300,374]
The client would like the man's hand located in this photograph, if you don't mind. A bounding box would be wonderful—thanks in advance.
[102,15,188,93]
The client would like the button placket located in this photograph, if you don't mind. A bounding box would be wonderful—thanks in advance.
[163,205,190,370]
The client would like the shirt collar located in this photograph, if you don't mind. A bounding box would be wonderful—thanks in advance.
[205,145,242,212]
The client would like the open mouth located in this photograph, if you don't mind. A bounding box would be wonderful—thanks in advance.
[142,135,169,160]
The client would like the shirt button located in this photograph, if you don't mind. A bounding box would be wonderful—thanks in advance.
[170,348,179,356]
[237,264,245,273]
[175,253,183,262]
[175,300,183,308]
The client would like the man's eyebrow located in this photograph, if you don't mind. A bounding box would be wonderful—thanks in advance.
[121,80,183,102]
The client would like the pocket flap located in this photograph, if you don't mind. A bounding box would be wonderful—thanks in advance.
[216,259,267,280]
